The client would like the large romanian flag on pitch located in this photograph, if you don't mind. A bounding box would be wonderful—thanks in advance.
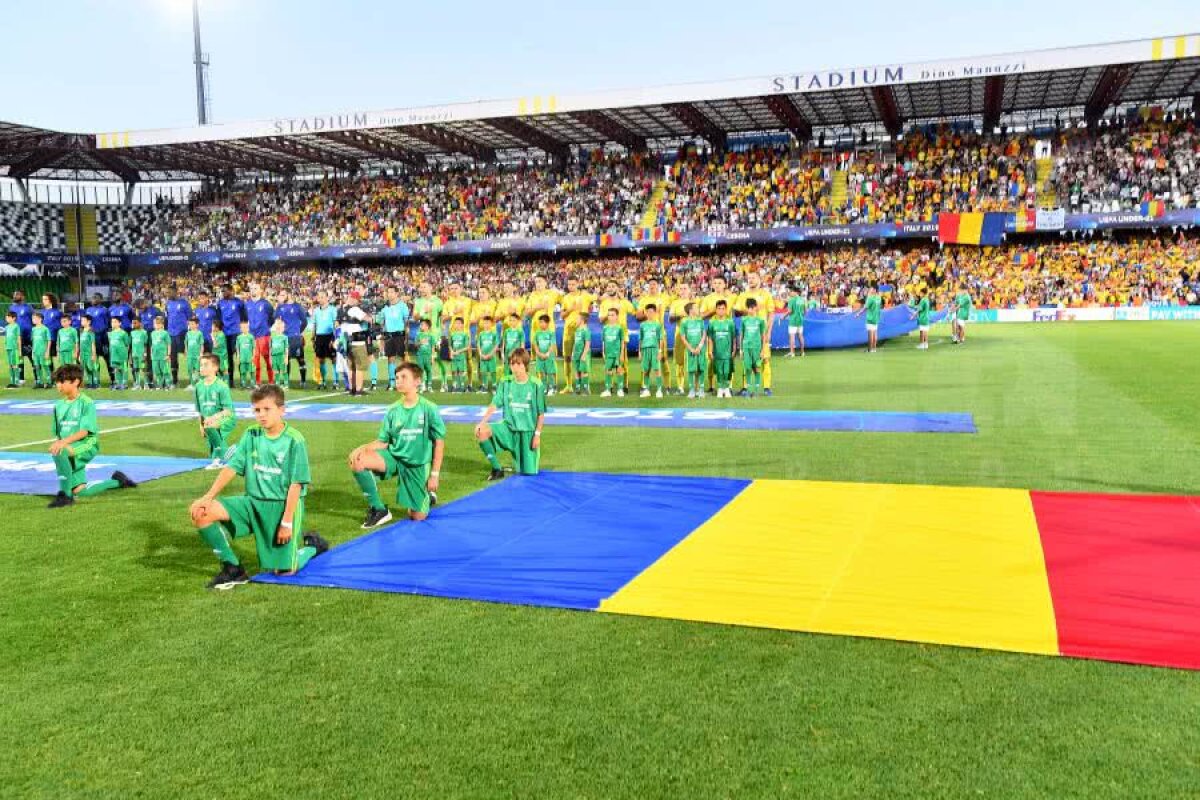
[938,212,1007,246]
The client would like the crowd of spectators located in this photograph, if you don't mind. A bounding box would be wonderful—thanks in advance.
[128,234,1200,312]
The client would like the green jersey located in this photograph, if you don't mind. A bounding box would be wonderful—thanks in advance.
[225,424,311,501]
[502,326,525,356]
[53,393,99,452]
[533,329,556,358]
[377,396,446,467]
[912,297,931,326]
[4,322,18,356]
[194,377,234,420]
[108,329,131,358]
[955,292,972,321]
[638,321,665,351]
[57,325,80,360]
[476,329,499,359]
[30,325,50,359]
[130,328,148,361]
[449,330,470,356]
[79,330,97,364]
[571,329,589,359]
[269,332,288,358]
[413,296,443,331]
[601,324,624,357]
[150,329,171,359]
[236,332,255,361]
[679,317,706,349]
[185,329,204,359]
[786,296,811,326]
[865,294,882,325]
[491,378,546,432]
[741,316,765,351]
[416,331,435,357]
[709,318,735,357]
[210,334,227,359]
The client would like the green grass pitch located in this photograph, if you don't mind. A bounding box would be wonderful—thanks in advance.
[2,322,1198,798]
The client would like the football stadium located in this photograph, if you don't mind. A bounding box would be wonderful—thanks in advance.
[2,8,1200,796]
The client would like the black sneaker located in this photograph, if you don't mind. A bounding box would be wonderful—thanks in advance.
[361,507,393,529]
[429,492,438,507]
[111,470,138,489]
[302,531,331,555]
[487,468,507,482]
[206,562,250,590]
[47,491,75,508]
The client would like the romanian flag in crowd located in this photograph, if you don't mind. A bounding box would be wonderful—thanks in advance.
[1013,251,1036,266]
[597,233,613,247]
[938,212,1007,246]
[383,228,396,248]
[667,230,682,243]
[432,235,448,248]
[1140,200,1166,218]
[633,227,664,243]
[1013,209,1037,233]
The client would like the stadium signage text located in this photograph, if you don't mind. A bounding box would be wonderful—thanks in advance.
[272,112,370,135]
[772,66,904,92]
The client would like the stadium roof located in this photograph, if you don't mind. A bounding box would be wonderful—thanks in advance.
[2,33,1199,183]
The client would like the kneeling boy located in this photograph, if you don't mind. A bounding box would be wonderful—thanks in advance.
[474,348,546,480]
[47,364,137,508]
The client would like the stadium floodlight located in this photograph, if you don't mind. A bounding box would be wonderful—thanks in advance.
[192,0,211,125]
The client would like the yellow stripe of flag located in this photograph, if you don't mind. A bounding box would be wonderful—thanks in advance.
[959,212,984,245]
[1174,36,1187,59]
[1151,38,1164,60]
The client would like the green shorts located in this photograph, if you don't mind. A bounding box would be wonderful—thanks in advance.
[713,356,734,380]
[488,423,540,475]
[640,347,660,374]
[743,349,762,370]
[573,355,589,375]
[478,357,496,376]
[451,356,467,372]
[378,451,433,514]
[603,353,622,371]
[218,495,306,572]
[685,352,707,372]
[536,357,556,374]
[61,441,99,492]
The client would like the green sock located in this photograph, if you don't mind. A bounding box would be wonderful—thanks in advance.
[204,429,224,459]
[52,451,72,494]
[353,469,386,510]
[77,478,119,498]
[480,438,501,470]
[198,522,239,565]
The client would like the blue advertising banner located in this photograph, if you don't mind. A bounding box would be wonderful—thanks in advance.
[0,452,210,495]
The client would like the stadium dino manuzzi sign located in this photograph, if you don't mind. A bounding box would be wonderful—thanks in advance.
[770,58,1028,93]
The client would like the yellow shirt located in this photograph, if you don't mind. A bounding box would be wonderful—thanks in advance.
[494,296,525,324]
[637,293,674,319]
[442,296,473,330]
[523,289,561,322]
[560,291,597,327]
[668,297,693,324]
[598,296,635,330]
[735,288,775,319]
[469,299,497,326]
[700,292,738,318]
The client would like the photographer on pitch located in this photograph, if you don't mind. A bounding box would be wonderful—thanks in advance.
[338,290,374,396]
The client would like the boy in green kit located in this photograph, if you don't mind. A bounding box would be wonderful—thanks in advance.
[501,314,525,379]
[679,302,708,398]
[570,321,590,394]
[908,289,932,350]
[475,316,499,394]
[269,319,289,388]
[184,317,204,386]
[708,300,736,398]
[739,298,767,398]
[79,316,100,389]
[474,348,546,480]
[129,318,148,388]
[235,320,255,389]
[600,308,626,398]
[415,319,436,391]
[194,353,237,469]
[108,317,131,390]
[637,304,665,399]
[57,315,80,368]
[863,286,882,353]
[448,317,470,393]
[348,362,446,528]
[4,311,19,388]
[188,384,328,590]
[30,311,52,388]
[150,316,172,389]
[47,364,137,508]
[532,314,557,396]
[209,319,227,378]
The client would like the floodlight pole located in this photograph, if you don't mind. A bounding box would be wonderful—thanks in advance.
[193,0,209,125]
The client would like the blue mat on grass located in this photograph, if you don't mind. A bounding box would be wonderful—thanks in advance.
[0,452,211,495]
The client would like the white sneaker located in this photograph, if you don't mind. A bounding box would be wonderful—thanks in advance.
[697,391,706,399]
[617,389,625,397]
[600,389,612,397]
[655,389,664,398]
[547,388,555,396]
[205,458,224,470]
[640,389,651,398]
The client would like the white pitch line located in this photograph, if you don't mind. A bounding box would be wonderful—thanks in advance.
[0,390,348,452]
